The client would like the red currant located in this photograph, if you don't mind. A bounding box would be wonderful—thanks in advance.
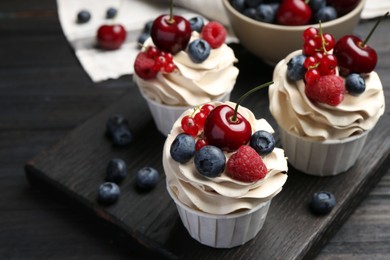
[195,138,208,151]
[322,33,335,51]
[181,115,199,136]
[303,39,319,56]
[303,27,319,42]
[304,56,318,69]
[163,62,176,73]
[305,69,321,85]
[200,104,214,115]
[319,54,338,75]
[146,46,160,59]
[194,111,207,129]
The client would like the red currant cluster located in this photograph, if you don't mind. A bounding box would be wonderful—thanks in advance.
[181,104,214,150]
[302,27,337,85]
[145,46,176,73]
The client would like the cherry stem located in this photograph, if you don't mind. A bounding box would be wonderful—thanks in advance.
[361,11,389,47]
[168,0,174,24]
[231,81,274,122]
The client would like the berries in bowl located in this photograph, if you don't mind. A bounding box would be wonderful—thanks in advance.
[222,0,366,65]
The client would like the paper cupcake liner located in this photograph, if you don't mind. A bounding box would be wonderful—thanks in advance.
[141,91,231,136]
[278,126,370,176]
[167,187,271,248]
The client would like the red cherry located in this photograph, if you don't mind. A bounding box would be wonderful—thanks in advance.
[334,35,377,75]
[150,0,191,55]
[97,24,126,50]
[204,105,251,151]
[276,0,312,26]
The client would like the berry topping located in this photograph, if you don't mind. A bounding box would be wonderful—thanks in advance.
[287,54,307,81]
[135,167,160,191]
[189,16,205,32]
[106,158,127,183]
[226,145,268,182]
[305,74,345,106]
[195,138,208,151]
[181,115,199,136]
[310,191,336,214]
[345,73,366,96]
[276,0,312,26]
[170,133,196,163]
[77,10,91,24]
[188,39,211,63]
[201,21,227,49]
[134,52,158,80]
[97,182,120,205]
[250,130,275,156]
[194,145,226,178]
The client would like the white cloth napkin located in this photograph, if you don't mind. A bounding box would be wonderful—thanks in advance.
[57,0,230,82]
[361,0,390,19]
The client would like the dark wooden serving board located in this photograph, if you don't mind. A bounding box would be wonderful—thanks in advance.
[24,45,390,259]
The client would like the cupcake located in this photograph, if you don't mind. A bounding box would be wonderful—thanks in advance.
[269,26,385,176]
[133,14,238,136]
[162,101,288,248]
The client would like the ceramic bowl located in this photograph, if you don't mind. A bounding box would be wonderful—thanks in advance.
[222,0,366,65]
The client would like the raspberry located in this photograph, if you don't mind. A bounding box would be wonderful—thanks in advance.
[134,52,157,80]
[201,21,226,49]
[305,75,345,106]
[226,145,268,182]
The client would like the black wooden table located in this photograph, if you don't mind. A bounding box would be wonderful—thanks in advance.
[1,1,389,259]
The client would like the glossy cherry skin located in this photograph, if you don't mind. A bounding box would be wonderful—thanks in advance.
[334,35,377,75]
[97,24,126,50]
[204,105,252,152]
[151,14,191,55]
[276,0,312,26]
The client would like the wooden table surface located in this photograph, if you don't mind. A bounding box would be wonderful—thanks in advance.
[1,1,389,259]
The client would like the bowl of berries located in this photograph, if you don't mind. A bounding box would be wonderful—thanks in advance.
[222,0,366,65]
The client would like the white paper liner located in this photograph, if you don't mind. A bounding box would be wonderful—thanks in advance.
[278,126,370,176]
[167,187,271,248]
[140,91,231,136]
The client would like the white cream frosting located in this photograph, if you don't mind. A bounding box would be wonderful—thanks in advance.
[133,32,239,106]
[269,50,385,141]
[163,101,288,215]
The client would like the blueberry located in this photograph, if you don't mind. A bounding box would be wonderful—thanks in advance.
[188,39,211,63]
[250,130,275,156]
[194,145,225,178]
[256,4,277,23]
[136,167,160,191]
[106,158,127,183]
[309,0,326,14]
[98,182,120,205]
[243,8,258,19]
[142,20,153,34]
[106,115,133,146]
[230,0,246,13]
[189,16,205,32]
[77,10,91,24]
[287,54,307,81]
[345,73,366,96]
[106,7,118,19]
[310,191,336,214]
[170,134,196,163]
[245,0,262,8]
[314,6,337,23]
[137,33,149,46]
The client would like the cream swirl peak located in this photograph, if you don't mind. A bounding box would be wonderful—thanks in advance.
[270,50,385,141]
[134,32,239,106]
[163,102,288,215]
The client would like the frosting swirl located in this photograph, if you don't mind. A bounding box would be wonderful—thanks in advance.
[269,50,385,141]
[134,32,239,107]
[163,102,288,215]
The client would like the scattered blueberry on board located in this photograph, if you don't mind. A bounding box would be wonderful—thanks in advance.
[105,115,133,146]
[250,130,275,156]
[170,133,196,163]
[194,145,226,178]
[135,167,160,191]
[77,10,91,24]
[310,191,336,214]
[98,182,121,205]
[106,158,127,183]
